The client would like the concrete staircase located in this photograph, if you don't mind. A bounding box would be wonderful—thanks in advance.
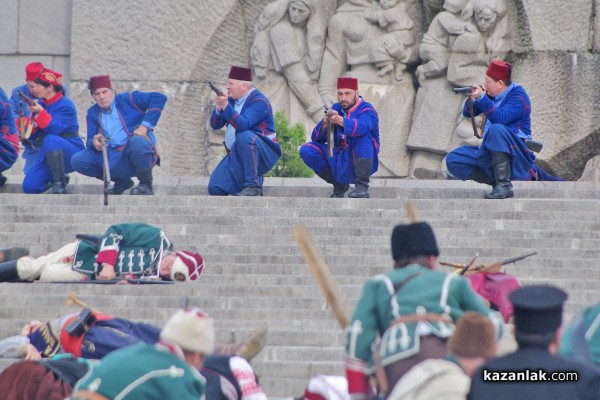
[1,173,600,398]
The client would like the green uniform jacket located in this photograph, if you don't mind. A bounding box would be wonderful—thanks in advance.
[559,302,600,367]
[345,265,502,373]
[74,342,205,400]
[72,223,173,279]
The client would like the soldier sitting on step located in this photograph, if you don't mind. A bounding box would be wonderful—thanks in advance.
[0,222,204,283]
[0,86,20,188]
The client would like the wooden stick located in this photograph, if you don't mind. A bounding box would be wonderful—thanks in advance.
[404,202,419,223]
[293,225,350,329]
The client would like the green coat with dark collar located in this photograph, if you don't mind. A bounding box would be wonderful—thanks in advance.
[345,265,503,374]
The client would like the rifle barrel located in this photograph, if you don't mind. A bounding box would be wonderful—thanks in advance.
[500,251,537,266]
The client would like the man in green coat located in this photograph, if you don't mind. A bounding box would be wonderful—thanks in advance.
[344,221,502,399]
[72,307,215,399]
[0,223,204,283]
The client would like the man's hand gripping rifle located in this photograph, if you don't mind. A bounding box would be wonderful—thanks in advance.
[453,86,543,153]
[453,86,481,139]
[324,109,336,158]
[17,90,37,140]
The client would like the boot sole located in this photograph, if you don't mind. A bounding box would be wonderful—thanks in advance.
[485,192,515,199]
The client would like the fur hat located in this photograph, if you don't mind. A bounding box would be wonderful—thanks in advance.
[486,60,511,82]
[37,68,63,86]
[88,75,112,93]
[170,251,204,282]
[391,222,439,261]
[25,62,44,81]
[337,77,358,90]
[509,285,567,335]
[448,311,496,358]
[228,66,252,81]
[160,308,215,354]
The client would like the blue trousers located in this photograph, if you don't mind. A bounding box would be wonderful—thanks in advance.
[80,318,161,359]
[208,131,282,195]
[71,136,157,180]
[0,137,17,172]
[446,124,536,181]
[22,135,85,193]
[299,134,377,183]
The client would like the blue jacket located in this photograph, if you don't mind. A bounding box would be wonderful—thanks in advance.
[0,87,19,169]
[311,98,380,148]
[464,84,531,138]
[85,91,167,148]
[24,93,82,151]
[209,89,275,138]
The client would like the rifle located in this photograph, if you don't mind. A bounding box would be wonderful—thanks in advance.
[324,108,335,158]
[441,251,537,274]
[452,86,481,139]
[208,81,225,97]
[17,90,37,140]
[18,101,25,137]
[98,126,111,206]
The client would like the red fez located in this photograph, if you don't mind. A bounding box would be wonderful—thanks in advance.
[25,62,44,81]
[38,68,63,86]
[89,75,112,93]
[228,66,252,81]
[486,60,511,82]
[172,250,205,281]
[337,77,359,90]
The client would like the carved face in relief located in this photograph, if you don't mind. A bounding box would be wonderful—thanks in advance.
[288,0,311,25]
[475,6,498,33]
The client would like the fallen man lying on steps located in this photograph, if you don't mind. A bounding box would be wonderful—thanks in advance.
[0,308,268,400]
[0,222,204,283]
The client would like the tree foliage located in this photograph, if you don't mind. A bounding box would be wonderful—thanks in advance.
[267,111,314,178]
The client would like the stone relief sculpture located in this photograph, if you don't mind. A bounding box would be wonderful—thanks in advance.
[407,0,511,173]
[315,0,421,177]
[364,0,415,81]
[250,0,336,122]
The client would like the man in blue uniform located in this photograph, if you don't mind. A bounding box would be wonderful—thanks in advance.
[446,60,536,199]
[71,75,167,195]
[468,285,600,399]
[208,66,282,196]
[9,62,45,176]
[0,86,20,187]
[300,77,379,198]
[22,68,84,194]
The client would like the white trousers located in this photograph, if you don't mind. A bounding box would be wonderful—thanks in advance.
[17,241,87,282]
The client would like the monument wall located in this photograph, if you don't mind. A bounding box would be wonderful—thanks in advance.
[3,0,600,181]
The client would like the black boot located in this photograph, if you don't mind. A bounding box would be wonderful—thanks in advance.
[485,152,514,199]
[317,167,349,198]
[45,150,67,194]
[348,158,372,198]
[107,178,134,195]
[0,260,20,282]
[0,173,7,187]
[469,168,495,186]
[0,247,29,263]
[130,168,154,195]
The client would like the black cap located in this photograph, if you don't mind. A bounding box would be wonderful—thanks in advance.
[391,222,439,261]
[509,285,567,335]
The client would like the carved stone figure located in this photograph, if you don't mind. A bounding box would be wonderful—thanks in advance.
[250,0,336,122]
[363,0,415,81]
[407,0,511,173]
